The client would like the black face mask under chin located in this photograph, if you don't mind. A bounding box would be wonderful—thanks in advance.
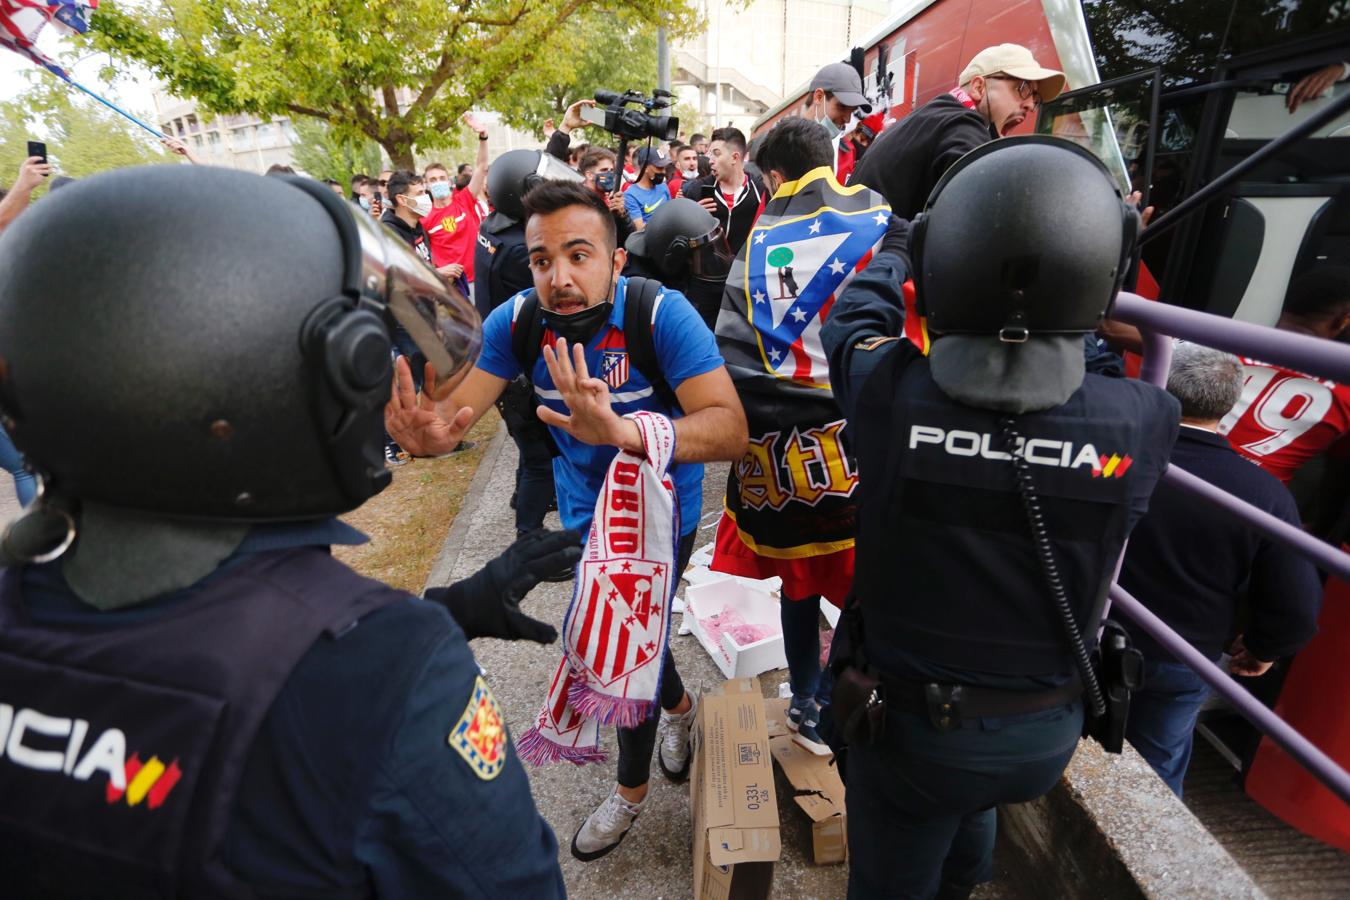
[542,301,613,346]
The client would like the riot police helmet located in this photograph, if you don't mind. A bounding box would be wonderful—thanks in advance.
[624,197,734,282]
[485,149,583,223]
[908,136,1139,413]
[0,165,481,524]
[911,135,1137,337]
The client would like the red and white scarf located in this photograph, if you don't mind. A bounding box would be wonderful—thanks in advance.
[517,412,680,765]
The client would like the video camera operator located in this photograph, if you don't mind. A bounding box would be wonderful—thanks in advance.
[821,137,1179,898]
[0,166,570,897]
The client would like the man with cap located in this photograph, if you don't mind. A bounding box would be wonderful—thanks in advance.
[821,136,1178,898]
[808,61,873,139]
[622,146,673,230]
[854,43,1065,219]
[0,165,571,897]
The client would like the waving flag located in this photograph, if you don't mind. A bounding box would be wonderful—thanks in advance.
[0,0,97,77]
[1,0,163,138]
[710,166,889,605]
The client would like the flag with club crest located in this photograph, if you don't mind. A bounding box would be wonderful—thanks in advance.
[710,166,891,606]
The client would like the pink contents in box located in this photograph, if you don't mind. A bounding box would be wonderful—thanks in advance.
[702,605,780,648]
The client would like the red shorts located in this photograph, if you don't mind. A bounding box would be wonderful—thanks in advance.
[709,511,853,608]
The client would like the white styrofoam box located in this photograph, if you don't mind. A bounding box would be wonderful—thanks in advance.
[684,578,788,680]
[822,601,840,629]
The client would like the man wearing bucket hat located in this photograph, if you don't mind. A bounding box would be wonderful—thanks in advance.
[854,43,1065,218]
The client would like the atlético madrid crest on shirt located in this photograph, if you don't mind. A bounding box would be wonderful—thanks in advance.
[448,676,507,780]
[601,350,630,390]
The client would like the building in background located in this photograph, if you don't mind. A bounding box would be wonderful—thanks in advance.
[674,0,889,133]
[155,94,544,173]
[155,95,299,173]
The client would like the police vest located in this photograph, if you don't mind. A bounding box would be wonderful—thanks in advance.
[473,215,531,321]
[851,345,1177,677]
[0,547,406,898]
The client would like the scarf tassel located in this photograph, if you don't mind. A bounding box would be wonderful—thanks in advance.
[515,725,609,767]
[567,679,658,730]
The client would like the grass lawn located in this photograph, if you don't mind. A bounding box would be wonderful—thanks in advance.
[333,415,500,593]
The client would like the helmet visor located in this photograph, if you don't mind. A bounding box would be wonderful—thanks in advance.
[530,151,586,187]
[686,223,735,280]
[350,207,481,386]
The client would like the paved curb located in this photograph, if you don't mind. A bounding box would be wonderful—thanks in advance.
[422,419,509,593]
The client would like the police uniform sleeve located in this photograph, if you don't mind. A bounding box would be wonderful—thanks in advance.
[471,295,525,381]
[821,247,911,421]
[356,615,564,899]
[650,286,726,388]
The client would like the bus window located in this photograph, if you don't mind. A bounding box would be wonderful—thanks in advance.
[1037,71,1158,197]
[1080,0,1235,86]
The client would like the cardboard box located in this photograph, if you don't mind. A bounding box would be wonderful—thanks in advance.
[684,578,788,680]
[691,677,781,900]
[765,698,849,865]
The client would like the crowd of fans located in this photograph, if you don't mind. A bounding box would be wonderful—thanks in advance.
[0,40,1345,897]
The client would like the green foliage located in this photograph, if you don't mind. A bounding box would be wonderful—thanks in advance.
[87,0,699,169]
[0,78,168,194]
[289,118,384,183]
[492,11,660,134]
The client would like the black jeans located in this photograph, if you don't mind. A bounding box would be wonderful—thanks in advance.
[512,430,556,535]
[846,702,1083,899]
[614,529,697,788]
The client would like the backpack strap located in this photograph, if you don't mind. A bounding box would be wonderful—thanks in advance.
[622,277,682,413]
[509,290,545,376]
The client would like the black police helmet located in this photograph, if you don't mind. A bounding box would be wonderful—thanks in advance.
[625,198,733,281]
[910,136,1139,339]
[487,149,582,222]
[0,165,478,521]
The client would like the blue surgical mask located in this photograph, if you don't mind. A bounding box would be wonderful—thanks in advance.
[428,181,452,200]
[358,196,371,211]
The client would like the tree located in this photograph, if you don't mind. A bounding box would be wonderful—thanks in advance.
[87,0,698,170]
[0,77,168,193]
[492,10,660,134]
[290,118,383,184]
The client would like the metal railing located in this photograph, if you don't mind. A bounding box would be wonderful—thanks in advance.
[1108,292,1350,806]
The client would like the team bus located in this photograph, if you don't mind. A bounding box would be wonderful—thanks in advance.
[755,0,1350,859]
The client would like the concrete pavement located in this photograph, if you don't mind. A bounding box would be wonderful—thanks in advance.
[427,422,851,899]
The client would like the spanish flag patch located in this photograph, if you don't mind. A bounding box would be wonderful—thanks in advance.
[449,676,507,780]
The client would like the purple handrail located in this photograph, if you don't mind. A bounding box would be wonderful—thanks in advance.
[1110,584,1350,807]
[1113,293,1350,385]
[1106,290,1350,808]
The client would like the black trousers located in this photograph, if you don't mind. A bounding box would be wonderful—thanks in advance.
[614,529,697,788]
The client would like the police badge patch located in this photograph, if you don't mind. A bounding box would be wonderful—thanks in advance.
[449,676,507,780]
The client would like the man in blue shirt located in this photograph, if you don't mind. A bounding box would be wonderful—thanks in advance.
[622,147,672,229]
[388,179,748,861]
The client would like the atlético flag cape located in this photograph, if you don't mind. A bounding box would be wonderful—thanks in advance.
[710,166,892,606]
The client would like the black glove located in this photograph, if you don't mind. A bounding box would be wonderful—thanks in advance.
[424,528,581,644]
[878,213,912,273]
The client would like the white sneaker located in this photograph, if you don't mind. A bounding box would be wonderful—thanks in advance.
[571,789,644,861]
[657,690,699,782]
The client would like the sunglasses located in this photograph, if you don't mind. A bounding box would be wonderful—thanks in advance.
[985,75,1042,107]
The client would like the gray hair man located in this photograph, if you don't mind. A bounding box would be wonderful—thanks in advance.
[1118,341,1322,796]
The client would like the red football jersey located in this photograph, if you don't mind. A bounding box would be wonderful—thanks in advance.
[1218,359,1350,483]
[422,188,481,279]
